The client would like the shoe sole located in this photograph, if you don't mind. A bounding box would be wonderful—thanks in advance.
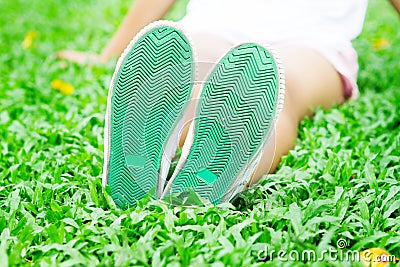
[167,43,284,205]
[103,21,194,207]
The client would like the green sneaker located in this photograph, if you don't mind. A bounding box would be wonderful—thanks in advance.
[103,21,195,208]
[162,43,285,205]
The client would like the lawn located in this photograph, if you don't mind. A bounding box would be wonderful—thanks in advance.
[0,0,399,266]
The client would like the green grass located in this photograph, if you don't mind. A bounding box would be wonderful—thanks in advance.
[0,0,399,266]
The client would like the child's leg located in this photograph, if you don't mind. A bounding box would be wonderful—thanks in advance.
[249,46,345,185]
[179,34,345,186]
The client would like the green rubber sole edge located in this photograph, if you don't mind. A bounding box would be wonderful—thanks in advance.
[108,25,194,208]
[170,43,279,204]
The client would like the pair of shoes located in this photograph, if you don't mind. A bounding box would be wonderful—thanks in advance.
[102,21,285,208]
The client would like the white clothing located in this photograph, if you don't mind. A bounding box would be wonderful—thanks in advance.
[178,0,369,98]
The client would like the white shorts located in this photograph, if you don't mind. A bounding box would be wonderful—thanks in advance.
[178,0,368,99]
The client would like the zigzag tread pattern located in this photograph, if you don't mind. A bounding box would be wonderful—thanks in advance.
[108,26,193,207]
[170,43,279,204]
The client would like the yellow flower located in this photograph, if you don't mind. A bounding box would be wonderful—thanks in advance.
[51,79,75,95]
[22,30,39,49]
[372,38,390,50]
[360,248,398,267]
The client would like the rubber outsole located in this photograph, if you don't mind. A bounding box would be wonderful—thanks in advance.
[168,43,280,205]
[106,24,194,207]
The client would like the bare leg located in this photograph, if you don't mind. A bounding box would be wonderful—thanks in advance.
[249,46,344,185]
